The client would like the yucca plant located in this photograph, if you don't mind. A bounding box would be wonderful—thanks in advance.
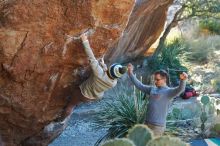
[92,80,148,146]
[148,38,188,85]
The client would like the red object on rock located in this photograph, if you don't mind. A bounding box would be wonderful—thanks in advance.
[182,92,193,99]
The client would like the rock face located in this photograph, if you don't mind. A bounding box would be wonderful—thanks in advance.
[106,0,174,63]
[0,0,173,145]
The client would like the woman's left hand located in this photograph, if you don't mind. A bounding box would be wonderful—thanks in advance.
[180,72,188,80]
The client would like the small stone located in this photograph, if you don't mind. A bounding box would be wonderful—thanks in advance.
[194,128,200,133]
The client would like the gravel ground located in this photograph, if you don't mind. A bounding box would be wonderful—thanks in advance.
[49,101,107,146]
[49,80,126,146]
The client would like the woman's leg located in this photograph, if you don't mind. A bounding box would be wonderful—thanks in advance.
[64,87,83,117]
[54,87,83,122]
[63,86,94,117]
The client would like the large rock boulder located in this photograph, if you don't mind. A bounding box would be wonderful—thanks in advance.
[106,0,174,63]
[0,0,173,145]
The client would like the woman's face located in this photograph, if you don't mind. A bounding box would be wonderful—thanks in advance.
[154,74,167,87]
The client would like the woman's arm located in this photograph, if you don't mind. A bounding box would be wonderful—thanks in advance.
[167,80,186,98]
[127,63,151,94]
[167,72,188,98]
[80,34,103,75]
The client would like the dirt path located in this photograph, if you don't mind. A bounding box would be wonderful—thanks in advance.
[49,101,107,146]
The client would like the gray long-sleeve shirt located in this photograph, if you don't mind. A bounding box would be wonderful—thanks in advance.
[129,73,186,127]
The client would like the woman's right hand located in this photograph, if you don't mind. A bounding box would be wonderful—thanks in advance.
[80,33,88,42]
[127,63,134,75]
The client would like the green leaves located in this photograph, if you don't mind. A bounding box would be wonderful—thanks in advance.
[199,19,220,35]
[148,38,188,85]
[178,0,220,20]
[92,84,148,145]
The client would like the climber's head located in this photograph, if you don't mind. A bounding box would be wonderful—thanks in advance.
[108,63,127,79]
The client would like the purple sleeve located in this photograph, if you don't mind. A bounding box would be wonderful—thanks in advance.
[129,73,151,94]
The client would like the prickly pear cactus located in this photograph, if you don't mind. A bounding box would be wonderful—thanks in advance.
[201,96,210,105]
[200,111,208,132]
[147,136,188,146]
[200,112,208,123]
[101,138,135,146]
[127,124,153,146]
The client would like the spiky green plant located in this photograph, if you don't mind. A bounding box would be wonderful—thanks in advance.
[92,81,148,146]
[127,124,153,146]
[101,138,135,146]
[148,38,188,85]
[147,136,188,146]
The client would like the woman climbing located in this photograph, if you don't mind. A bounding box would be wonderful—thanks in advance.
[58,33,127,120]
